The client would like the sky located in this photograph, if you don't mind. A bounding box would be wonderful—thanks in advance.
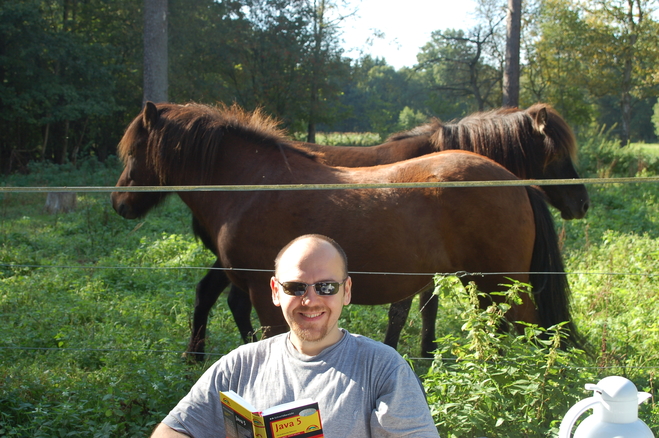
[339,0,479,69]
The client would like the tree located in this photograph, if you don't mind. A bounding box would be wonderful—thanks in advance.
[417,27,503,111]
[304,0,352,142]
[583,0,659,144]
[0,0,128,170]
[502,0,521,107]
[526,0,659,143]
[523,0,595,126]
[143,0,168,104]
[333,56,427,135]
[168,0,248,104]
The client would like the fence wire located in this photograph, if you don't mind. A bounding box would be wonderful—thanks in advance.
[1,176,658,367]
[1,175,659,193]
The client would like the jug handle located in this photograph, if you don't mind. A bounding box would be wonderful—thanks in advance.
[558,397,599,438]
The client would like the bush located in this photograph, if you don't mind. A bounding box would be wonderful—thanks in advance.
[577,124,659,177]
[291,131,381,146]
[424,278,597,438]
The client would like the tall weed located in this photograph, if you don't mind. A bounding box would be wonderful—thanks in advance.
[424,278,597,438]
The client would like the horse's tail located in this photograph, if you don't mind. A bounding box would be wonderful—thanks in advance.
[526,186,585,350]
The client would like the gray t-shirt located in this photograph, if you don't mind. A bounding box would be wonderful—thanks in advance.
[162,329,439,438]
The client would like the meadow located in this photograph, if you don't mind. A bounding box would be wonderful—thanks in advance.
[0,129,658,437]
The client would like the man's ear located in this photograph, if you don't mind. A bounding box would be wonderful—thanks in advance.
[271,277,281,307]
[343,276,352,305]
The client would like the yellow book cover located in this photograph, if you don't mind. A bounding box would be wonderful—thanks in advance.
[220,391,323,438]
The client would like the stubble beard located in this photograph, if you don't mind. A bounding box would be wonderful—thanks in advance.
[289,307,332,343]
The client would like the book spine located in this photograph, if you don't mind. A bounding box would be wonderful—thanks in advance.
[251,412,267,438]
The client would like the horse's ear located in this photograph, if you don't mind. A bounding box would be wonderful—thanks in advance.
[143,101,159,131]
[532,106,548,134]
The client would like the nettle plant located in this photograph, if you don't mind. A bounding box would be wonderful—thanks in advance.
[423,276,596,438]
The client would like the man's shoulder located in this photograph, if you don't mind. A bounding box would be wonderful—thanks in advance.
[343,331,404,360]
[222,332,289,361]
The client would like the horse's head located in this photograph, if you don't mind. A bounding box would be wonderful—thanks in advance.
[111,102,169,219]
[526,104,590,220]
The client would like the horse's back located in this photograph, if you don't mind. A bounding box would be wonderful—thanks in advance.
[290,134,435,167]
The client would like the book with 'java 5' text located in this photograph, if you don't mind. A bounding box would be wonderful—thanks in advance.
[220,390,324,438]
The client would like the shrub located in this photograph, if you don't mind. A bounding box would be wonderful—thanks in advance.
[424,278,597,438]
[577,124,659,177]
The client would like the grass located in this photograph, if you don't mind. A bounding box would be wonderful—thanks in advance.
[1,131,659,436]
[630,142,659,155]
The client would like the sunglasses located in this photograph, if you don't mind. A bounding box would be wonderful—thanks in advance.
[276,278,348,297]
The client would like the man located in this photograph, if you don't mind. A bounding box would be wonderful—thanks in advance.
[152,234,439,437]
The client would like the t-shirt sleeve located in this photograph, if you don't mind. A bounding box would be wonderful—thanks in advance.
[369,360,440,437]
[161,360,229,438]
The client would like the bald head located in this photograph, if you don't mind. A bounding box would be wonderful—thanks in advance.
[274,234,348,278]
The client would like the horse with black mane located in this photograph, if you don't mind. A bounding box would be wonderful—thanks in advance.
[112,102,581,359]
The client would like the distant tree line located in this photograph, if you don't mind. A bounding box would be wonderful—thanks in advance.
[1,0,658,173]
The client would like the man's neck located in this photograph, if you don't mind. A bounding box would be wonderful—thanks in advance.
[289,329,345,356]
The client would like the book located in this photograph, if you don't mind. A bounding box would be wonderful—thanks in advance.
[220,390,324,438]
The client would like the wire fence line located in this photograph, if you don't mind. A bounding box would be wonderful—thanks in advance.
[3,345,659,370]
[1,262,658,279]
[1,175,659,193]
[2,176,657,367]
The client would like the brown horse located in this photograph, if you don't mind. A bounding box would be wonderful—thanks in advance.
[112,102,578,358]
[191,103,588,357]
[291,104,589,354]
[296,103,589,220]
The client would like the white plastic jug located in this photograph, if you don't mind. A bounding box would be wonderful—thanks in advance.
[558,376,654,438]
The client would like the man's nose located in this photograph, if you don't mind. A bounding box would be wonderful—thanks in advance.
[301,285,320,304]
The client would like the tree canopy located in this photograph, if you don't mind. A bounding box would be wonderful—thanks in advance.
[1,0,658,172]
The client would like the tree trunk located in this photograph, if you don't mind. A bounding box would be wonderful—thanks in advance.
[502,0,521,107]
[307,0,325,143]
[620,60,633,146]
[45,192,77,214]
[143,0,168,105]
[41,122,50,161]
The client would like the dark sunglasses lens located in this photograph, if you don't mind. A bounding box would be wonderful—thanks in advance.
[315,282,340,295]
[282,282,308,296]
[280,281,341,296]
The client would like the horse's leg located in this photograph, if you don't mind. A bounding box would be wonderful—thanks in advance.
[187,259,229,361]
[249,287,289,339]
[227,284,256,343]
[419,290,438,357]
[384,298,413,350]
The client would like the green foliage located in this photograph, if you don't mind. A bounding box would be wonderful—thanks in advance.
[576,124,659,177]
[526,0,659,143]
[416,28,502,112]
[331,57,429,135]
[291,131,381,146]
[397,106,429,131]
[653,100,659,138]
[0,0,140,169]
[424,279,596,438]
[2,146,659,436]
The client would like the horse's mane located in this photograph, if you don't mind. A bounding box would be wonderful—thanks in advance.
[386,122,440,142]
[118,102,314,183]
[387,104,577,179]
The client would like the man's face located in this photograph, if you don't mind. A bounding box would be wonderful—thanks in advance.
[271,238,351,354]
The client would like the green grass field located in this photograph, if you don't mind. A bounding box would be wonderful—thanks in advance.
[630,142,659,155]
